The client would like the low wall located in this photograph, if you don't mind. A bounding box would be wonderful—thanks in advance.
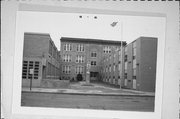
[22,79,41,88]
[41,79,70,88]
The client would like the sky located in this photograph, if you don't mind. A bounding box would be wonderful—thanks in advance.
[19,11,166,51]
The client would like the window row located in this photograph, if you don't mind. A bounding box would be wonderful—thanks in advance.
[75,66,84,74]
[103,46,111,53]
[76,55,85,63]
[62,65,71,74]
[63,44,85,52]
[62,65,84,74]
[63,54,72,62]
[103,62,122,73]
[63,55,85,63]
[91,51,97,57]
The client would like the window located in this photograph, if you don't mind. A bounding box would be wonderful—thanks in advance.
[133,68,136,79]
[113,54,116,62]
[22,60,39,79]
[125,47,127,52]
[118,50,121,55]
[76,66,84,74]
[124,55,128,62]
[113,65,116,72]
[103,46,111,53]
[76,55,84,63]
[64,44,72,51]
[133,47,136,56]
[109,65,111,72]
[63,54,71,62]
[62,65,71,74]
[125,62,127,70]
[124,70,127,79]
[91,51,97,57]
[133,56,136,60]
[133,41,136,48]
[133,59,136,68]
[77,44,85,52]
[91,61,96,66]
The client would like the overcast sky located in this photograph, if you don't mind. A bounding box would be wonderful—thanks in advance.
[19,11,165,51]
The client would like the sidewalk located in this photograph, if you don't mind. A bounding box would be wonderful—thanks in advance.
[22,82,155,97]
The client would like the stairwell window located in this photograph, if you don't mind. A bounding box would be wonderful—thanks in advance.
[91,61,96,66]
[91,51,97,57]
[77,44,85,52]
[64,44,72,51]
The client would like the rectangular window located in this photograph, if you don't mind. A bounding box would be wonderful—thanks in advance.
[76,66,84,74]
[125,47,127,52]
[62,65,71,74]
[91,61,96,66]
[133,48,136,56]
[64,44,72,51]
[91,52,97,57]
[133,56,136,60]
[124,55,128,62]
[133,68,136,79]
[132,41,136,48]
[133,59,136,68]
[125,62,127,70]
[103,46,111,53]
[63,54,71,62]
[77,44,85,52]
[124,70,127,79]
[76,55,84,63]
[109,65,111,72]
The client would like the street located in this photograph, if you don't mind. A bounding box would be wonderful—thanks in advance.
[21,92,154,112]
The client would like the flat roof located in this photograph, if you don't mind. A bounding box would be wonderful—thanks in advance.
[60,37,127,46]
[24,32,50,37]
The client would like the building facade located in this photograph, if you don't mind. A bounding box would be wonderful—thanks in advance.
[22,32,61,87]
[100,37,157,92]
[60,37,126,82]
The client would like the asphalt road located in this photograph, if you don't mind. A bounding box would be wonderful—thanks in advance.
[21,92,154,112]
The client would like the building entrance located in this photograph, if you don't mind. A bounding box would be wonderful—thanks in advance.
[90,72,98,81]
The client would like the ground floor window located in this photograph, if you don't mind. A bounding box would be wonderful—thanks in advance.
[22,60,40,79]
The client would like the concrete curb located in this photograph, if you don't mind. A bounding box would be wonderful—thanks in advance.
[22,90,155,97]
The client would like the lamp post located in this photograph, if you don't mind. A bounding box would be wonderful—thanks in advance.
[111,21,123,89]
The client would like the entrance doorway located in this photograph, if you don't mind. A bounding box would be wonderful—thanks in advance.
[90,72,98,81]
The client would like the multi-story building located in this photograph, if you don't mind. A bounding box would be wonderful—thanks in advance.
[100,37,157,92]
[60,37,126,81]
[124,37,157,92]
[22,32,61,87]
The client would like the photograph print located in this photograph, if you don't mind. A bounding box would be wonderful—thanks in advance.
[19,11,165,112]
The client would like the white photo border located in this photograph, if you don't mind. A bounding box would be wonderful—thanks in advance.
[12,5,166,119]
